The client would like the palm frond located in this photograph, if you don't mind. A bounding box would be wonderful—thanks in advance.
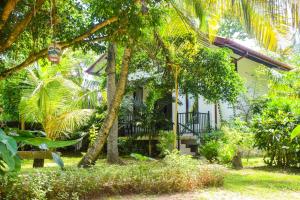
[46,109,95,139]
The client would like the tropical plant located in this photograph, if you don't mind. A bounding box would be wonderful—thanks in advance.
[19,64,97,140]
[10,129,82,169]
[157,131,176,156]
[0,129,20,174]
[252,106,300,167]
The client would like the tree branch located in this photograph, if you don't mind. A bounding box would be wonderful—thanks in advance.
[62,16,118,46]
[0,22,114,81]
[0,0,20,30]
[0,0,46,53]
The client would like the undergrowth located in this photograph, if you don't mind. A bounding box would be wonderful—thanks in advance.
[0,153,225,200]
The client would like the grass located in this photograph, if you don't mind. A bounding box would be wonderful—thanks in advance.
[219,157,300,199]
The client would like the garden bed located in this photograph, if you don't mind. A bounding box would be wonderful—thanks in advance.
[0,154,225,200]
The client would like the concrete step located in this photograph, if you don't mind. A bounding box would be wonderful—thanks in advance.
[178,142,196,156]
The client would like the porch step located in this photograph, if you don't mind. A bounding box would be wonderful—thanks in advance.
[178,143,195,156]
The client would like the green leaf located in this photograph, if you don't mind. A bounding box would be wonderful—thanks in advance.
[13,155,21,171]
[51,152,64,170]
[20,137,81,149]
[0,143,15,171]
[0,129,18,156]
[291,125,300,140]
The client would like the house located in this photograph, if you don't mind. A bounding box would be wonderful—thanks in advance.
[87,37,293,155]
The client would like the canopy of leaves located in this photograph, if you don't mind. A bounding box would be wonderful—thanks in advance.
[180,47,244,103]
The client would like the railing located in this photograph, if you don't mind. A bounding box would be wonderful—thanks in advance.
[177,112,210,136]
[118,112,210,137]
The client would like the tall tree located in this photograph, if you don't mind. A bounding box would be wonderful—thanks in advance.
[78,45,132,167]
[106,42,121,164]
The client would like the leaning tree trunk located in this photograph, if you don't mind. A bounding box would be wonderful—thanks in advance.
[78,46,132,168]
[106,42,121,164]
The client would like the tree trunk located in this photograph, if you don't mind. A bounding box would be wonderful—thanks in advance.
[106,42,121,164]
[78,45,132,168]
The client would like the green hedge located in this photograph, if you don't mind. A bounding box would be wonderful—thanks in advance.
[0,154,225,200]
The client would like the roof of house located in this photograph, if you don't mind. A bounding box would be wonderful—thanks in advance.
[213,37,293,71]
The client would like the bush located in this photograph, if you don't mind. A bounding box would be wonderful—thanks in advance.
[0,154,225,200]
[199,140,219,162]
[156,131,176,156]
[199,127,254,166]
[252,109,300,167]
[218,127,254,164]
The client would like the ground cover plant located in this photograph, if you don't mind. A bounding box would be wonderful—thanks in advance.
[0,153,225,200]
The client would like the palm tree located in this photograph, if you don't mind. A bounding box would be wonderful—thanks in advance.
[174,0,300,51]
[19,63,98,140]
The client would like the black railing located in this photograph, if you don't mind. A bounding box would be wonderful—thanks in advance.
[118,112,210,137]
[177,112,210,136]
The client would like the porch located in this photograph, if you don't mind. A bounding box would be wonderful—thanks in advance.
[118,111,211,155]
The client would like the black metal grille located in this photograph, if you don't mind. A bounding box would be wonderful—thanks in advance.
[118,112,210,137]
[177,112,210,136]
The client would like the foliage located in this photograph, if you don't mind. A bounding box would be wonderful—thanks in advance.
[199,126,254,165]
[175,0,298,51]
[218,15,248,40]
[291,125,300,140]
[268,70,300,115]
[180,47,244,103]
[8,129,82,169]
[157,131,176,156]
[0,129,20,175]
[0,73,26,121]
[252,107,300,167]
[19,65,97,140]
[0,154,225,200]
[218,127,254,164]
[250,70,300,167]
[199,140,220,162]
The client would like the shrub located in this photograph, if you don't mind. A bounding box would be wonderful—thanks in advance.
[218,127,254,164]
[0,154,225,200]
[156,131,176,156]
[199,127,254,166]
[252,109,300,167]
[199,140,220,162]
